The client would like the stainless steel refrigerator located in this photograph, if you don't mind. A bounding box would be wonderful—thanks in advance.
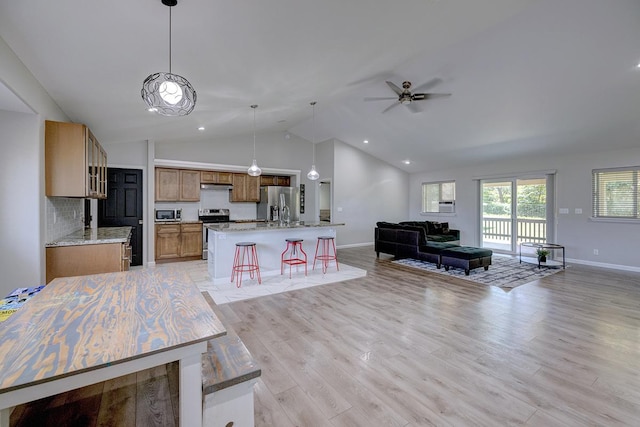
[257,186,300,222]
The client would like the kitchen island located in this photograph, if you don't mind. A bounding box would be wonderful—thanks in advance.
[206,222,344,284]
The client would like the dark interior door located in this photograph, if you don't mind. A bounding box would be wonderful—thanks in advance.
[98,168,143,266]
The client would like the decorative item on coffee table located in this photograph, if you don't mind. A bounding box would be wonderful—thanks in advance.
[536,248,550,263]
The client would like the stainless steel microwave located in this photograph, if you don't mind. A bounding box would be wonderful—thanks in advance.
[155,209,182,222]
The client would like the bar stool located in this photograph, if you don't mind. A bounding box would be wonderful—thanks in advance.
[281,238,308,278]
[231,242,261,288]
[313,236,339,274]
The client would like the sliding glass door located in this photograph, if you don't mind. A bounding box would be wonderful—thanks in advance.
[481,176,553,253]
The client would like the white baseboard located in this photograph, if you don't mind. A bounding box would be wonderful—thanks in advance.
[337,242,374,249]
[565,258,640,273]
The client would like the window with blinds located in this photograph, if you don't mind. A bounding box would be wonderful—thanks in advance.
[422,181,456,213]
[592,167,640,219]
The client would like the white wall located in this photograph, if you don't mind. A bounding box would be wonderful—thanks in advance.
[0,35,68,292]
[409,146,640,270]
[333,139,410,247]
[0,111,41,295]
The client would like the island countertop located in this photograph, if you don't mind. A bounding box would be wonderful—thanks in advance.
[205,222,345,233]
[45,226,132,247]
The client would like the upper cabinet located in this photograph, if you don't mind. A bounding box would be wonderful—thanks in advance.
[155,168,201,202]
[45,120,107,198]
[260,175,291,187]
[201,170,233,185]
[230,174,260,202]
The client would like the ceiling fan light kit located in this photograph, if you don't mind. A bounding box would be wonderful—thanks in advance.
[247,104,262,177]
[307,101,320,181]
[141,0,196,116]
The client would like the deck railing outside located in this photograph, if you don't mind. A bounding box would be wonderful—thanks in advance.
[482,217,546,245]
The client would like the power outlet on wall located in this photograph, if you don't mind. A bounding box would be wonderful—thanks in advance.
[593,249,599,255]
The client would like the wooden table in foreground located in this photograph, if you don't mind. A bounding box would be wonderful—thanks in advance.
[0,268,226,427]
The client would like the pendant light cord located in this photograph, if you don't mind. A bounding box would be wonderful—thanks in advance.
[252,104,258,158]
[311,101,316,164]
[168,6,172,74]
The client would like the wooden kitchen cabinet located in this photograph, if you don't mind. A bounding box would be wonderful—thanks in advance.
[46,241,130,283]
[180,223,203,257]
[201,171,233,185]
[45,120,107,198]
[260,175,291,186]
[230,174,260,202]
[155,223,181,260]
[155,168,201,201]
[180,170,201,201]
[155,222,203,262]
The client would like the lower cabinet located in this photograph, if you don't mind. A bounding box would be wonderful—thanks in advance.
[155,223,203,262]
[46,242,131,284]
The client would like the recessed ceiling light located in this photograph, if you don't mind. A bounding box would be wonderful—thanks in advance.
[363,140,369,144]
[403,160,411,165]
[198,126,205,131]
[636,62,640,68]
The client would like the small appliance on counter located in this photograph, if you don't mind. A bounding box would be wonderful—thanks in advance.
[198,208,231,259]
[155,209,182,222]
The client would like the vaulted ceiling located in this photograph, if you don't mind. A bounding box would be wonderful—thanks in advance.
[1,0,638,172]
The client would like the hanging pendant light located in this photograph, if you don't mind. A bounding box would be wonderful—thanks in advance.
[307,101,320,181]
[247,104,262,177]
[141,0,196,116]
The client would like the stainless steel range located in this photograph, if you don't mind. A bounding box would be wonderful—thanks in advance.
[199,209,230,259]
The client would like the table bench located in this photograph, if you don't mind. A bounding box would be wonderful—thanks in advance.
[200,292,261,427]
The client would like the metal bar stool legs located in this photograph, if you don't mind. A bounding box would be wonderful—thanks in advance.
[313,236,339,274]
[281,239,307,278]
[231,242,261,288]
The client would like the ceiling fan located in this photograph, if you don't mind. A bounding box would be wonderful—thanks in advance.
[364,79,451,113]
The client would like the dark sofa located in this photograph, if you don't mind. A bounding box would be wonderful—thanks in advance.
[375,221,493,275]
[375,221,460,266]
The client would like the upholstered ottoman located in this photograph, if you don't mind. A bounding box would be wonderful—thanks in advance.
[418,242,459,268]
[440,246,493,276]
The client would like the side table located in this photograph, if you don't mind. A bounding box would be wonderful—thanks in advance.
[519,242,566,269]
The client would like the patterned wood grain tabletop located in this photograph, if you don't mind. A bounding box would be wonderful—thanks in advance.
[0,268,226,393]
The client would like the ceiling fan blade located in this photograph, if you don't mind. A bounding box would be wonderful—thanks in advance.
[385,81,403,96]
[364,96,398,102]
[381,102,401,114]
[405,102,423,114]
[412,78,443,94]
[423,93,452,99]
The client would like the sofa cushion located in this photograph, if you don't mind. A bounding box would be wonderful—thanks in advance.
[419,242,459,254]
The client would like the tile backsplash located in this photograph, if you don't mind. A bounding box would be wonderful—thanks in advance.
[46,197,84,242]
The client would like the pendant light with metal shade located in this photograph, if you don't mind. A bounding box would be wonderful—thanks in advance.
[141,0,196,116]
[247,105,262,177]
[307,101,320,181]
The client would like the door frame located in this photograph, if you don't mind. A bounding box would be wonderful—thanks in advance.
[478,171,556,254]
[104,164,147,265]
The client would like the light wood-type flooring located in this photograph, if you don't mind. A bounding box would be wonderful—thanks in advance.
[227,246,640,426]
[11,246,640,426]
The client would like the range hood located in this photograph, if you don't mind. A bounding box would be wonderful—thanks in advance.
[201,183,232,190]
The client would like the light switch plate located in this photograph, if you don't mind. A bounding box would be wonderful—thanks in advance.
[575,208,583,214]
[559,208,569,214]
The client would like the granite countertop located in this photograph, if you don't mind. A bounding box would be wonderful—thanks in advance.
[45,226,132,247]
[205,222,344,233]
